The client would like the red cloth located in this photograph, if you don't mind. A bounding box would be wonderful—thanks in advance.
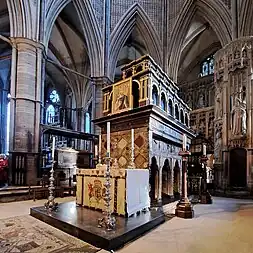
[0,158,8,181]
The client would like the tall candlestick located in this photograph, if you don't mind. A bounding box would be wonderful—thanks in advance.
[203,144,206,156]
[131,128,134,153]
[129,128,135,168]
[52,137,55,161]
[107,122,110,157]
[99,134,102,155]
[182,134,187,151]
[95,145,98,157]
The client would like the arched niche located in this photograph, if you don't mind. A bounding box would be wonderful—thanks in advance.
[173,160,181,198]
[161,93,167,111]
[175,104,179,120]
[132,80,140,109]
[152,85,159,106]
[180,109,184,124]
[168,99,174,116]
[150,156,159,202]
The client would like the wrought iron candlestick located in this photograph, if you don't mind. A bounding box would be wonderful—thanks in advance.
[200,155,212,204]
[45,160,58,211]
[98,153,116,230]
[175,149,194,219]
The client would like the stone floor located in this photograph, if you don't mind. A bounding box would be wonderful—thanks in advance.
[1,197,253,253]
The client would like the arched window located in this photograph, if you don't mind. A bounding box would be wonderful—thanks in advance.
[161,93,166,111]
[46,105,55,124]
[175,105,179,120]
[201,55,214,77]
[152,85,159,106]
[85,112,91,133]
[85,103,92,133]
[168,99,173,116]
[45,89,60,124]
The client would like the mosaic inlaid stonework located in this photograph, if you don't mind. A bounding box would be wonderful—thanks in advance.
[101,126,149,169]
[0,215,98,253]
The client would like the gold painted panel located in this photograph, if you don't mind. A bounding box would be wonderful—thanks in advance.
[83,176,115,212]
[117,178,126,215]
[76,175,83,205]
[112,78,132,114]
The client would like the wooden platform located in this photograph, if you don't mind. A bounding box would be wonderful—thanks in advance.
[30,201,165,251]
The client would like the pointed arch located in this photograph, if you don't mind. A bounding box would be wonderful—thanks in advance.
[240,0,253,36]
[109,3,162,80]
[45,0,103,76]
[167,0,232,81]
[6,0,33,38]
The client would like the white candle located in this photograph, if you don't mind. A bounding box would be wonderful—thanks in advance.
[131,128,134,156]
[183,134,187,150]
[95,145,98,157]
[98,134,102,156]
[107,122,110,156]
[52,136,55,161]
[203,144,206,156]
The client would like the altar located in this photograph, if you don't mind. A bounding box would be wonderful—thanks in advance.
[76,167,150,216]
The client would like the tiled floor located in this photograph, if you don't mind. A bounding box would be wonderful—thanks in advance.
[1,197,253,253]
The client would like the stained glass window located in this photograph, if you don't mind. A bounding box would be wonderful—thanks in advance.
[201,55,214,77]
[209,58,214,74]
[85,112,91,133]
[49,90,60,103]
[46,105,55,124]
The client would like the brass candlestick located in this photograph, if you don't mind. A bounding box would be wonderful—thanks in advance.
[98,153,116,230]
[45,160,58,211]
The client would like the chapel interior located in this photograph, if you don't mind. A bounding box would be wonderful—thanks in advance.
[0,1,253,252]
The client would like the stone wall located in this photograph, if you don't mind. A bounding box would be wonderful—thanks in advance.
[214,37,253,189]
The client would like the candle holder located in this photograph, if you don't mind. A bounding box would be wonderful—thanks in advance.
[128,143,135,169]
[98,153,116,231]
[175,149,194,219]
[200,155,212,204]
[98,151,102,165]
[45,160,58,211]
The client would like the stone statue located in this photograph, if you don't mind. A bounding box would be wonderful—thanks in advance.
[215,90,222,119]
[214,127,222,162]
[231,97,247,135]
[198,93,204,108]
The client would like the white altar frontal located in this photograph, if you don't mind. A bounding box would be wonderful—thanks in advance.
[76,166,150,216]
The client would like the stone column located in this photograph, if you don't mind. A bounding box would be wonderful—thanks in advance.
[158,166,162,205]
[92,76,111,135]
[9,38,44,185]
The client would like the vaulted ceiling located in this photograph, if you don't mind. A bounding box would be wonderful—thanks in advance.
[178,15,221,82]
[46,2,91,105]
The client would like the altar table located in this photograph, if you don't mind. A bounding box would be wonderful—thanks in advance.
[76,167,150,216]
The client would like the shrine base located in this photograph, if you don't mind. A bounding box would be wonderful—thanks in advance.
[30,201,165,251]
[175,200,194,219]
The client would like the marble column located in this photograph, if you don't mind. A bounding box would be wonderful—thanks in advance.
[9,37,44,185]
